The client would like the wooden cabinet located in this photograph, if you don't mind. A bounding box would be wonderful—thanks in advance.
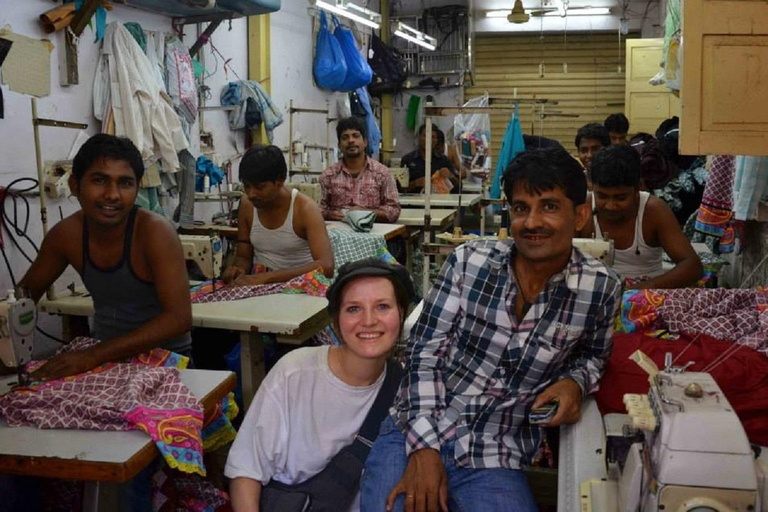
[680,0,768,156]
[625,38,680,136]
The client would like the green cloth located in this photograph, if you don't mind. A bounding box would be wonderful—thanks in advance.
[124,22,147,53]
[343,210,376,232]
[407,95,420,132]
[135,187,164,215]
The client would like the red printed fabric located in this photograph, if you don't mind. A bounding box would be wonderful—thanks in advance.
[656,288,768,355]
[0,337,207,476]
[594,332,768,446]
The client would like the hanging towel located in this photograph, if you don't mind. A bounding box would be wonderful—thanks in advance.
[490,106,525,200]
[695,155,735,238]
[220,80,283,143]
[355,86,381,160]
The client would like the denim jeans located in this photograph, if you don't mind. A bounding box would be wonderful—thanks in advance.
[360,416,538,512]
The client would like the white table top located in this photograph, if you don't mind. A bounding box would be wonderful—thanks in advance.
[398,193,482,209]
[396,208,457,228]
[326,221,406,240]
[0,369,234,480]
[39,291,329,337]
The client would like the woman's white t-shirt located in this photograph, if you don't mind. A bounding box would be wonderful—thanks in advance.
[224,345,385,512]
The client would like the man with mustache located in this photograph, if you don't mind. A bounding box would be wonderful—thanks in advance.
[320,116,401,222]
[578,144,702,289]
[360,148,622,512]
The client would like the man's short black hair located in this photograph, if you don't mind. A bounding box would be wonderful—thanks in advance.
[435,128,446,145]
[72,134,144,183]
[336,116,367,142]
[418,123,440,136]
[239,145,287,184]
[589,144,642,188]
[575,123,610,149]
[502,148,587,207]
[604,113,630,134]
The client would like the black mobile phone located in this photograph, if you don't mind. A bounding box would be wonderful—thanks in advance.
[529,402,558,424]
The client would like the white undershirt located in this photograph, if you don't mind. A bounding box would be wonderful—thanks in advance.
[224,345,385,512]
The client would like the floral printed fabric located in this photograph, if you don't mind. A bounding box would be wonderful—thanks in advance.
[616,288,768,356]
[0,338,209,476]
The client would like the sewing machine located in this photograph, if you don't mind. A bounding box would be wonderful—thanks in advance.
[573,237,615,266]
[559,353,768,512]
[0,290,36,384]
[389,167,409,189]
[179,234,223,280]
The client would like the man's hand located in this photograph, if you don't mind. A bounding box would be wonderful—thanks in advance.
[386,448,448,512]
[532,378,583,427]
[328,210,345,221]
[436,168,452,179]
[31,350,100,381]
[222,265,246,284]
[231,273,271,287]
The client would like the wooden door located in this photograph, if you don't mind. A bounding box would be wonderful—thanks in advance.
[625,38,680,136]
[680,0,768,156]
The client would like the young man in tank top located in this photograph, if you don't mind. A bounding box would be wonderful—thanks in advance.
[577,144,702,289]
[18,134,192,381]
[222,145,334,286]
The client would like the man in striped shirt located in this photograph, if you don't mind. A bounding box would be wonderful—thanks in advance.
[361,148,622,512]
[320,117,401,223]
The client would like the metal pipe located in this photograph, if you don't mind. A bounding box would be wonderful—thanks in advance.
[31,99,49,239]
[423,103,433,296]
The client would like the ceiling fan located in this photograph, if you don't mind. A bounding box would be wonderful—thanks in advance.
[501,0,611,24]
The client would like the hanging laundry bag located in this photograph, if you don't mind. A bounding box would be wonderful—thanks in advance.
[333,14,373,91]
[314,11,348,90]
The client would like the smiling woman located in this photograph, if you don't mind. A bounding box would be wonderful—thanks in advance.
[225,258,414,512]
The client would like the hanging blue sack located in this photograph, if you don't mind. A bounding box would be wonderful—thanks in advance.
[314,11,348,90]
[332,15,373,92]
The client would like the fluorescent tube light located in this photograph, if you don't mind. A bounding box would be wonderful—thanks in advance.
[485,10,511,18]
[311,0,381,30]
[552,0,566,17]
[393,21,437,51]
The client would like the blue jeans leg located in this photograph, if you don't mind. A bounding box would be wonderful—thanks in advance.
[360,416,409,512]
[443,444,537,512]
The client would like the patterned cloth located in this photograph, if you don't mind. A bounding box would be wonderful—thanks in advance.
[190,269,330,303]
[0,338,207,476]
[392,240,622,468]
[319,157,401,222]
[695,155,735,238]
[658,288,768,354]
[616,288,768,355]
[328,227,391,278]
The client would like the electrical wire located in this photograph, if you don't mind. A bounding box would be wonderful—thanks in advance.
[36,326,65,344]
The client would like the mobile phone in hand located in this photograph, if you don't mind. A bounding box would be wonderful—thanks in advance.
[529,402,558,424]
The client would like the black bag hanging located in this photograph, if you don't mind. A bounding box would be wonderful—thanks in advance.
[367,34,408,96]
[349,90,368,119]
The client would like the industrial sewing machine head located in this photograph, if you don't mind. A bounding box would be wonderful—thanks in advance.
[601,352,766,511]
[572,237,615,266]
[0,289,36,386]
[179,234,223,280]
[389,167,410,190]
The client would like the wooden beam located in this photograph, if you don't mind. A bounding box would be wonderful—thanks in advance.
[247,14,271,145]
[70,0,100,37]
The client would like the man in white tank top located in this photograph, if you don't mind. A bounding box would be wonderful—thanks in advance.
[222,145,334,286]
[578,144,703,289]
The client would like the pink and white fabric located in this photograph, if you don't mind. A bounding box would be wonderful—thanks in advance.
[0,337,207,475]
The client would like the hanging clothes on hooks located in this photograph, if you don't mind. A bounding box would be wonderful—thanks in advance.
[490,102,525,200]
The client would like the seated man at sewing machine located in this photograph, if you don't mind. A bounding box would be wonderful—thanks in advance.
[18,134,192,380]
[402,123,460,193]
[223,144,334,285]
[361,148,623,512]
[320,116,401,223]
[577,144,703,289]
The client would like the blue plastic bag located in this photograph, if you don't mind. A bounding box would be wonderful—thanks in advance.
[333,15,373,92]
[314,11,348,90]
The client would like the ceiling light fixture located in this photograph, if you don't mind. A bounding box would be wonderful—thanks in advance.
[552,0,567,17]
[394,21,437,51]
[310,0,381,30]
